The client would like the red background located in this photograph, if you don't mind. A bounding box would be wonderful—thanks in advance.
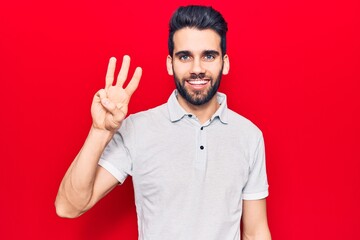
[1,0,359,239]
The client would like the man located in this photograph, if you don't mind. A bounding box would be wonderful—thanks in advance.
[55,5,271,240]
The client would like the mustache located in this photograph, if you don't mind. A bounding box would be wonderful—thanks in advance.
[190,73,206,79]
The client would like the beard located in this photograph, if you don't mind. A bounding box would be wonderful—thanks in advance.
[173,67,223,106]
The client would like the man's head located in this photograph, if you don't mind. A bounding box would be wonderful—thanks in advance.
[168,5,228,57]
[167,5,230,106]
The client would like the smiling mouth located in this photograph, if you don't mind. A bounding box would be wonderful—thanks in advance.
[186,79,210,85]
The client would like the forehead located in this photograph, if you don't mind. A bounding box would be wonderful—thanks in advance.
[173,27,221,53]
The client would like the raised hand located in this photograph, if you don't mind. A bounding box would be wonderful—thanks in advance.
[91,56,142,132]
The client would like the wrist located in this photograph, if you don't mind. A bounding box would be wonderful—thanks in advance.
[88,126,114,144]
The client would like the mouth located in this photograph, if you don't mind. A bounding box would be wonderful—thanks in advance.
[186,79,210,86]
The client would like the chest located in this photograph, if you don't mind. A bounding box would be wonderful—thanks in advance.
[131,124,251,204]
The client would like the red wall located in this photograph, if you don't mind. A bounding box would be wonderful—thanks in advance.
[1,0,359,239]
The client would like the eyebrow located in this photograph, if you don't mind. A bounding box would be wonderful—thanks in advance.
[174,50,221,57]
[174,50,191,57]
[203,50,220,56]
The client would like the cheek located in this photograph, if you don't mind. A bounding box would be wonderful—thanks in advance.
[173,63,189,76]
[203,60,222,70]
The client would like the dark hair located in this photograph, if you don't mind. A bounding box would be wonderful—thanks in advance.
[168,5,228,56]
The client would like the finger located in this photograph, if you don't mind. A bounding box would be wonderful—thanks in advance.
[101,98,126,121]
[125,67,142,97]
[97,89,107,100]
[93,89,106,103]
[116,55,131,88]
[105,57,117,89]
[101,98,116,113]
[113,106,127,123]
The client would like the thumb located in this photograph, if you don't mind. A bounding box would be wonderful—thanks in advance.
[101,98,117,114]
[101,98,126,126]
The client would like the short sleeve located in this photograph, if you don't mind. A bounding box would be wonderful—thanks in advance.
[98,117,135,184]
[242,133,269,200]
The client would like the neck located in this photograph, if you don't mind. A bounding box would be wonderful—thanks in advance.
[177,94,220,124]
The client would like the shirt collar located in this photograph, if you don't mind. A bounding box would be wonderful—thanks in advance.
[167,90,228,124]
[213,92,229,124]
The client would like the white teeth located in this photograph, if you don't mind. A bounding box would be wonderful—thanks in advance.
[188,80,208,85]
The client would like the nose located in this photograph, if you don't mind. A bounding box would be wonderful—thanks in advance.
[191,58,205,74]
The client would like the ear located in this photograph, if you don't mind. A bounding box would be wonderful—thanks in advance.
[222,54,230,75]
[166,55,173,76]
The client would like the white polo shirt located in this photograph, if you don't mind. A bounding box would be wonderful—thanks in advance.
[99,90,269,240]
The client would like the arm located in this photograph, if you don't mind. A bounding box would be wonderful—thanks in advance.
[55,56,142,218]
[241,199,271,240]
[55,128,118,218]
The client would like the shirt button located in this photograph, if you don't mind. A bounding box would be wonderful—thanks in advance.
[200,145,204,150]
[188,114,192,118]
[200,127,204,130]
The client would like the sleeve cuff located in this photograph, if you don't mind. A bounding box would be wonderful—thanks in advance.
[242,190,269,200]
[98,158,128,184]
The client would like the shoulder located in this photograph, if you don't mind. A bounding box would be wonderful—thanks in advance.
[226,108,263,140]
[227,109,262,132]
[126,103,169,125]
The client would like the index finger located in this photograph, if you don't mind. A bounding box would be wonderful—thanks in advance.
[105,57,117,89]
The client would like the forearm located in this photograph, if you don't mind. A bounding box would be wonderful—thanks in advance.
[242,230,271,240]
[241,199,271,240]
[55,127,113,217]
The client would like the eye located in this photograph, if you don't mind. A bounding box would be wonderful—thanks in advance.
[203,54,215,61]
[179,55,191,62]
